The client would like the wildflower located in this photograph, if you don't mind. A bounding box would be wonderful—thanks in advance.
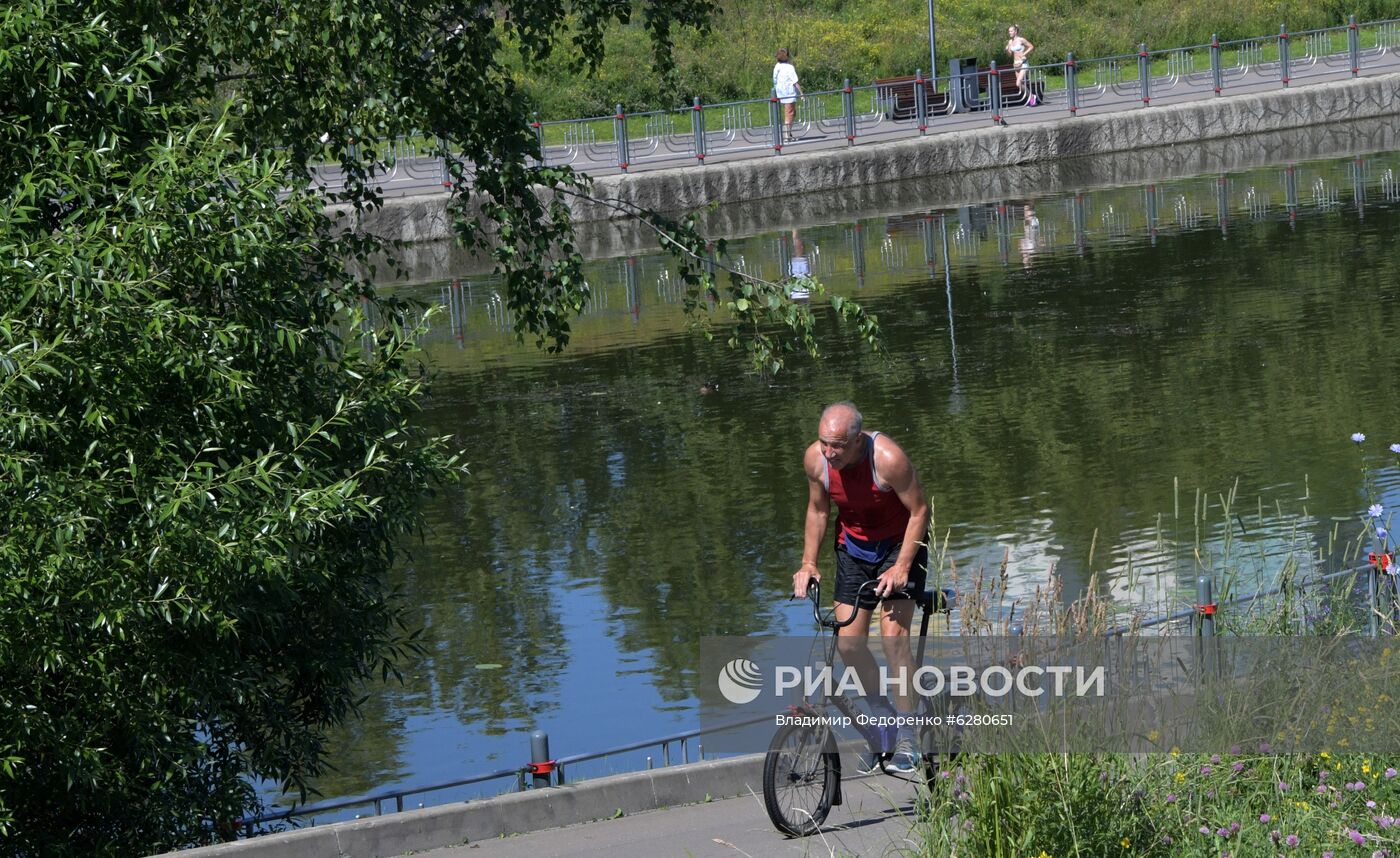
[1318,785,1328,794]
[1210,754,1221,764]
[1271,830,1281,843]
[1035,852,1050,858]
[1286,833,1299,846]
[1369,800,1378,808]
[1279,781,1290,791]
[1120,838,1130,848]
[1232,761,1245,773]
[1351,829,1367,845]
[1260,814,1271,823]
[1216,827,1230,838]
[1323,852,1334,858]
[1228,744,1240,755]
[1371,850,1387,858]
[1165,793,1177,803]
[1381,528,1391,540]
[1355,433,1368,442]
[1147,730,1160,742]
[1387,768,1397,779]
[1371,504,1385,518]
[1199,825,1211,835]
[1229,821,1240,833]
[1391,443,1400,453]
[1259,742,1273,753]
[1161,835,1173,845]
[1200,765,1213,775]
[1176,771,1186,782]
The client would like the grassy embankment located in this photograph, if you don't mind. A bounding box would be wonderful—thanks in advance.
[501,1,1397,145]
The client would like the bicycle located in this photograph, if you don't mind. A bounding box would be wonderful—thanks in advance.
[761,577,957,837]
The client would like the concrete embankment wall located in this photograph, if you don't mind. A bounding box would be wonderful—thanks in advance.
[152,754,764,858]
[346,72,1400,249]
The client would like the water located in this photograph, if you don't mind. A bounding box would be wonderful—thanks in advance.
[276,143,1400,817]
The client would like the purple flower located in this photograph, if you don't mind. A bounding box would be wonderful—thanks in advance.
[1323,852,1334,858]
[1271,830,1281,843]
[1379,816,1395,829]
[1387,768,1397,779]
[1210,754,1221,764]
[1391,443,1400,454]
[1232,761,1245,773]
[1200,765,1213,775]
[1381,527,1391,541]
[1259,742,1273,753]
[1373,849,1387,858]
[1349,781,1367,791]
[1355,432,1368,442]
[1319,770,1328,782]
[1351,829,1367,845]
[1369,800,1378,808]
[1318,784,1329,794]
[1228,744,1240,755]
[1216,827,1230,838]
[1286,833,1299,846]
[1278,781,1290,791]
[1260,813,1271,823]
[1199,825,1211,835]
[1371,503,1385,518]
[1165,793,1177,803]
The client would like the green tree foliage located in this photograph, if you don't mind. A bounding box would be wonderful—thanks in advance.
[1,0,877,851]
[0,6,465,853]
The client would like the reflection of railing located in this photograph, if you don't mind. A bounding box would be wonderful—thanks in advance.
[420,153,1400,345]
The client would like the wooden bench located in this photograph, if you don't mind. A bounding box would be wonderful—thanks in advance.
[875,68,1045,118]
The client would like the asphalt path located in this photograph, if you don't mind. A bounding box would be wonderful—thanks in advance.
[414,772,930,858]
[312,47,1400,198]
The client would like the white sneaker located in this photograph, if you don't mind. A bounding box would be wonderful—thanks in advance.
[888,730,919,774]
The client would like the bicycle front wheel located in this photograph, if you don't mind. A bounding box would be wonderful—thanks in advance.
[761,722,839,836]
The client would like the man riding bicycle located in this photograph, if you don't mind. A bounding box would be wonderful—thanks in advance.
[791,401,930,773]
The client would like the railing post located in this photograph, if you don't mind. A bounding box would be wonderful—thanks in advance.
[531,112,546,166]
[1278,24,1291,87]
[1210,34,1222,95]
[439,134,451,189]
[989,60,1002,124]
[770,89,783,152]
[1065,52,1078,115]
[529,730,553,789]
[1196,575,1216,638]
[691,97,706,164]
[915,68,928,134]
[1369,562,1380,637]
[842,78,856,146]
[1349,15,1361,76]
[1138,42,1151,104]
[613,104,629,172]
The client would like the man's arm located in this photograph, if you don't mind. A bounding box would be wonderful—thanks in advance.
[793,443,830,597]
[871,435,930,597]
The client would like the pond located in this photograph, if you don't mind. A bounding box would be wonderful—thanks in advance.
[278,127,1400,817]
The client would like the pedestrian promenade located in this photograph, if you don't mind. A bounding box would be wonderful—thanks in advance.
[409,773,924,858]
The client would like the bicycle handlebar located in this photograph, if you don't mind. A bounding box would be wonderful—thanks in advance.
[797,578,925,630]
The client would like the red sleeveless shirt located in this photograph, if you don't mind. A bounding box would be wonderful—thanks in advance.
[824,432,909,546]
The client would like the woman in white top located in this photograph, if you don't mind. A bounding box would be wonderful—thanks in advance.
[1005,25,1036,106]
[772,48,803,142]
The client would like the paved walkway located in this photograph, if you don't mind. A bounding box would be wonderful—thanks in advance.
[413,775,929,858]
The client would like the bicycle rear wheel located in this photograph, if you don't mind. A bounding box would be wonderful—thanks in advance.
[762,722,840,836]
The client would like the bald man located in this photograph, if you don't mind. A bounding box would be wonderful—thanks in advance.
[792,401,930,772]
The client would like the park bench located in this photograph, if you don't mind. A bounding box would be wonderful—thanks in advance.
[875,67,1045,119]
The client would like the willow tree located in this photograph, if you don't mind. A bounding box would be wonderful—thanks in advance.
[0,0,875,853]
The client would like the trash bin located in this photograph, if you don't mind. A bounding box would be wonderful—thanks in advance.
[948,57,978,112]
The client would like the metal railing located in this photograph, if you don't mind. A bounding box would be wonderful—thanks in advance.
[237,712,772,836]
[310,15,1400,193]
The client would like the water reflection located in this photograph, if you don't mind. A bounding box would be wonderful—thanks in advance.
[289,146,1400,813]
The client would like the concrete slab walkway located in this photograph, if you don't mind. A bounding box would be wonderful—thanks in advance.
[412,774,929,858]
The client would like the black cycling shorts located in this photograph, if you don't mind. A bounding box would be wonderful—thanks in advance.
[832,542,929,611]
